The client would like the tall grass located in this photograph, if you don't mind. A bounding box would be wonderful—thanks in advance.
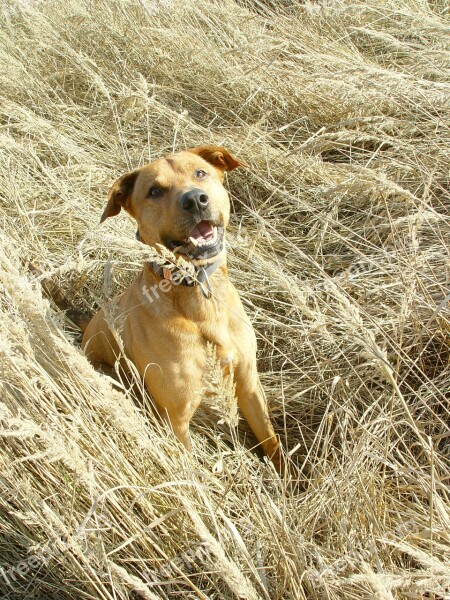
[0,0,449,598]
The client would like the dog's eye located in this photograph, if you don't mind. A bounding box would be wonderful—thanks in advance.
[195,169,207,180]
[148,186,164,198]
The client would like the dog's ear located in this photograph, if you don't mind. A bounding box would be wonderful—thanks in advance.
[100,169,140,223]
[187,145,247,176]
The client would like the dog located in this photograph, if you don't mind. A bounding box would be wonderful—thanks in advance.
[82,145,282,471]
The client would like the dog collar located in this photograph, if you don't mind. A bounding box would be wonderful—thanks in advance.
[136,229,223,298]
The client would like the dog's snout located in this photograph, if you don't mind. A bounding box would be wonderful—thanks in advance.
[180,189,209,213]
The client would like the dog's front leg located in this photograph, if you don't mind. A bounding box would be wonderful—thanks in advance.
[140,360,203,453]
[155,402,196,452]
[234,365,282,472]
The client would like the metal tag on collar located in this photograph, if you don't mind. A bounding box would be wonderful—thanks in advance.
[163,267,173,282]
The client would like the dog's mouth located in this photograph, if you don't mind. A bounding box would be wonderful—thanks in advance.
[167,221,224,261]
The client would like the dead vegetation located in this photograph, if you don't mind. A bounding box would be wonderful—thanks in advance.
[0,0,449,598]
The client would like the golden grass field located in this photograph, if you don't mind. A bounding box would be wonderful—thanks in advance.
[1,0,449,598]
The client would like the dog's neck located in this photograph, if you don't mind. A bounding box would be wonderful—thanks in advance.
[136,229,227,300]
[140,260,229,316]
[148,253,225,298]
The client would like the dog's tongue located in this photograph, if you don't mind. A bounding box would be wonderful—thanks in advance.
[189,221,214,242]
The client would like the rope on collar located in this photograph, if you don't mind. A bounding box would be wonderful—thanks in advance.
[136,229,223,299]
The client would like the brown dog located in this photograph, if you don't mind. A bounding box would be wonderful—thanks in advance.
[82,145,282,470]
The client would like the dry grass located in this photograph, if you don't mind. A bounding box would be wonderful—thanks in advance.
[0,0,449,598]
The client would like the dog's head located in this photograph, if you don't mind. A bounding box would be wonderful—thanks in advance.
[100,145,246,264]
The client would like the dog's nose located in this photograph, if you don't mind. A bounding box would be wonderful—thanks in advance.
[180,189,209,212]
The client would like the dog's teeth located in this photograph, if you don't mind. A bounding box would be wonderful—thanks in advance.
[188,229,218,250]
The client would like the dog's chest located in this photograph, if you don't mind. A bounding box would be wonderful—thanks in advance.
[199,319,238,371]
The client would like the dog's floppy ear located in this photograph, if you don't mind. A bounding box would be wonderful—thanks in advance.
[187,145,247,176]
[100,168,140,223]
